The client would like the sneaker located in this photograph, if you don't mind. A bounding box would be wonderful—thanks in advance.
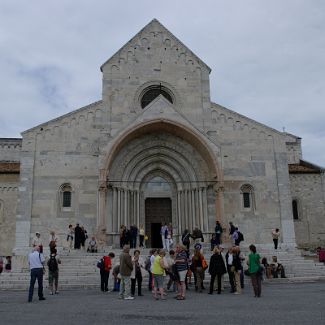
[234,292,241,295]
[124,296,134,300]
[39,297,46,301]
[50,292,54,295]
[55,291,59,294]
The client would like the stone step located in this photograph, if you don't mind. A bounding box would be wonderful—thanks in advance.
[3,246,325,290]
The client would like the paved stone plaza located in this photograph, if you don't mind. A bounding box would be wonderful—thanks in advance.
[0,281,324,325]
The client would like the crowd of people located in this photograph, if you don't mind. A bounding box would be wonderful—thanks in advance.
[119,224,146,249]
[95,221,281,301]
[26,221,286,303]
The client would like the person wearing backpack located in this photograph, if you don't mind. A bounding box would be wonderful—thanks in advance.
[99,252,115,292]
[47,248,61,295]
[235,228,244,246]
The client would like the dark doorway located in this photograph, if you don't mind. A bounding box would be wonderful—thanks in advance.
[151,223,163,248]
[145,198,172,248]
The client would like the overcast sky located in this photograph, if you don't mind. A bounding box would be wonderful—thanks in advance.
[0,0,324,166]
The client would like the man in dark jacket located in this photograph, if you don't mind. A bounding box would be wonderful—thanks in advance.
[74,223,82,249]
[130,225,138,249]
[215,221,223,245]
[208,247,227,294]
[192,227,204,243]
[119,245,134,300]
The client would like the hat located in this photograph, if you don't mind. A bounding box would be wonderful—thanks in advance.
[194,243,202,250]
[35,231,40,235]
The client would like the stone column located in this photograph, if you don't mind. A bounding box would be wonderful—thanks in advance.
[191,190,195,230]
[125,189,128,226]
[177,191,182,235]
[112,186,117,232]
[203,187,209,232]
[98,179,108,231]
[136,191,140,228]
[215,184,226,243]
[182,190,189,229]
[117,188,121,229]
[199,188,204,231]
[187,190,192,230]
[124,189,128,226]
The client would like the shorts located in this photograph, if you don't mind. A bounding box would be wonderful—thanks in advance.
[153,274,164,289]
[48,270,59,285]
[178,270,187,282]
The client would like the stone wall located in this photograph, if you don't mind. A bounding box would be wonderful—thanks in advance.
[0,174,19,255]
[0,139,21,255]
[15,102,104,253]
[290,173,325,248]
[0,138,22,162]
[209,103,296,246]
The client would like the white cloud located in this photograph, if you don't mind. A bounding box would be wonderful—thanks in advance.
[0,0,324,166]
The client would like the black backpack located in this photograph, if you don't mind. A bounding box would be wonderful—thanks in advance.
[97,258,104,271]
[144,256,151,272]
[48,255,58,272]
[238,232,244,242]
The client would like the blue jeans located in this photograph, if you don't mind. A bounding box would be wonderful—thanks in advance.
[28,268,44,301]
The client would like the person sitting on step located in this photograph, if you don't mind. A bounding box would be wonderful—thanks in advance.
[87,236,98,253]
[270,256,286,278]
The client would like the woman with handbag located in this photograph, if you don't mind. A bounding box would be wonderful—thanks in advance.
[191,246,207,292]
[247,244,262,297]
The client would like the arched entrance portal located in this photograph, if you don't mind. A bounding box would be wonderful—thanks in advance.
[144,176,173,248]
[100,120,223,247]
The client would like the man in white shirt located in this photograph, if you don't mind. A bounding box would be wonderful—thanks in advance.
[28,246,46,302]
[225,247,236,293]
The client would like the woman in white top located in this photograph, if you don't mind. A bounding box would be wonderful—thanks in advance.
[49,231,58,252]
[32,232,43,253]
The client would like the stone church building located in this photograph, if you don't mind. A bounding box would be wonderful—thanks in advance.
[0,19,324,256]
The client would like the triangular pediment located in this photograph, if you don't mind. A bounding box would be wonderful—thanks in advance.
[141,94,176,120]
[121,95,221,149]
[100,18,211,73]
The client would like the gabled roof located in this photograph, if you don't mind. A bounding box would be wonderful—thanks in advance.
[211,102,289,137]
[22,100,102,135]
[289,159,324,174]
[100,19,211,73]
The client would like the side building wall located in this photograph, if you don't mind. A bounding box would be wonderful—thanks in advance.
[0,138,21,255]
[290,173,325,248]
[0,174,19,255]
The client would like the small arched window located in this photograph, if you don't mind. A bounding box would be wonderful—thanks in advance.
[240,184,255,210]
[292,199,299,220]
[60,184,72,208]
[140,85,173,108]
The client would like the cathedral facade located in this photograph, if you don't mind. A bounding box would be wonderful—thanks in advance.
[0,19,324,255]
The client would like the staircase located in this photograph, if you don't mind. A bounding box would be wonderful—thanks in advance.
[1,246,325,290]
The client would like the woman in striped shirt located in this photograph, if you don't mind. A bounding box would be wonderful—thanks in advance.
[174,244,188,300]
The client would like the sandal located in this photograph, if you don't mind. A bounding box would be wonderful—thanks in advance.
[176,296,185,300]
